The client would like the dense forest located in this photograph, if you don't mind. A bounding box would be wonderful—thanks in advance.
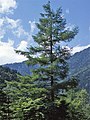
[0,1,90,120]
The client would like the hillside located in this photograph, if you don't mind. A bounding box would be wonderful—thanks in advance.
[0,66,19,89]
[3,47,90,92]
[68,47,90,92]
[4,61,31,76]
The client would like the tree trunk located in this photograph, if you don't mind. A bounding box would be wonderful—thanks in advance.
[50,34,54,101]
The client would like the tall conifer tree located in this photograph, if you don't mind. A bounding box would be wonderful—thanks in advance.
[17,1,78,101]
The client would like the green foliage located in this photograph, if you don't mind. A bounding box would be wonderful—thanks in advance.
[65,89,90,120]
[17,1,78,102]
[2,1,90,120]
[5,47,90,93]
[11,1,79,119]
[4,75,48,119]
[0,66,18,119]
[0,66,18,89]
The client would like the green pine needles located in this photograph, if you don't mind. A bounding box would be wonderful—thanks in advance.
[4,1,89,120]
[17,1,78,101]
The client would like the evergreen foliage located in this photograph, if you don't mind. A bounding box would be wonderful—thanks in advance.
[1,1,90,120]
[66,89,90,120]
[5,47,90,93]
[17,1,78,102]
[0,66,18,89]
[0,66,18,119]
[14,1,79,119]
[4,75,48,119]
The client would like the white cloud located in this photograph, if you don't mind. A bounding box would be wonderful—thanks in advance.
[0,15,36,42]
[0,18,4,27]
[5,17,27,38]
[0,18,5,40]
[0,28,5,40]
[0,40,90,65]
[0,17,30,41]
[17,40,28,51]
[5,17,30,38]
[0,0,17,14]
[13,26,29,38]
[0,0,36,65]
[29,21,36,33]
[0,40,27,65]
[72,44,90,54]
[6,17,20,29]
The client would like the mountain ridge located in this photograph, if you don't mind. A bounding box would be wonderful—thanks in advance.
[2,47,90,92]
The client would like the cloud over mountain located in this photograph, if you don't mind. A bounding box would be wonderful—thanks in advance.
[0,0,36,65]
[0,40,27,65]
[72,44,90,54]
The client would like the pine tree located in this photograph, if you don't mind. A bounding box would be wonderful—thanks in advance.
[0,91,12,120]
[1,1,78,119]
[17,1,78,102]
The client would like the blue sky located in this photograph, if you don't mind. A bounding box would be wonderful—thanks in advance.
[0,0,90,64]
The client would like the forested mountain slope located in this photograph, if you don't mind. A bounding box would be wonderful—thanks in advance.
[3,47,90,92]
[0,66,19,89]
[4,62,31,76]
[68,47,90,92]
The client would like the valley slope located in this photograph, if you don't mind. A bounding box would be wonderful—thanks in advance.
[3,47,90,92]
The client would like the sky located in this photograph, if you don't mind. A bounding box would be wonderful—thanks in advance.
[0,0,90,65]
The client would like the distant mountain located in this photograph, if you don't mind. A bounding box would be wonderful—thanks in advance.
[3,47,90,92]
[4,61,31,76]
[69,47,90,75]
[68,47,90,93]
